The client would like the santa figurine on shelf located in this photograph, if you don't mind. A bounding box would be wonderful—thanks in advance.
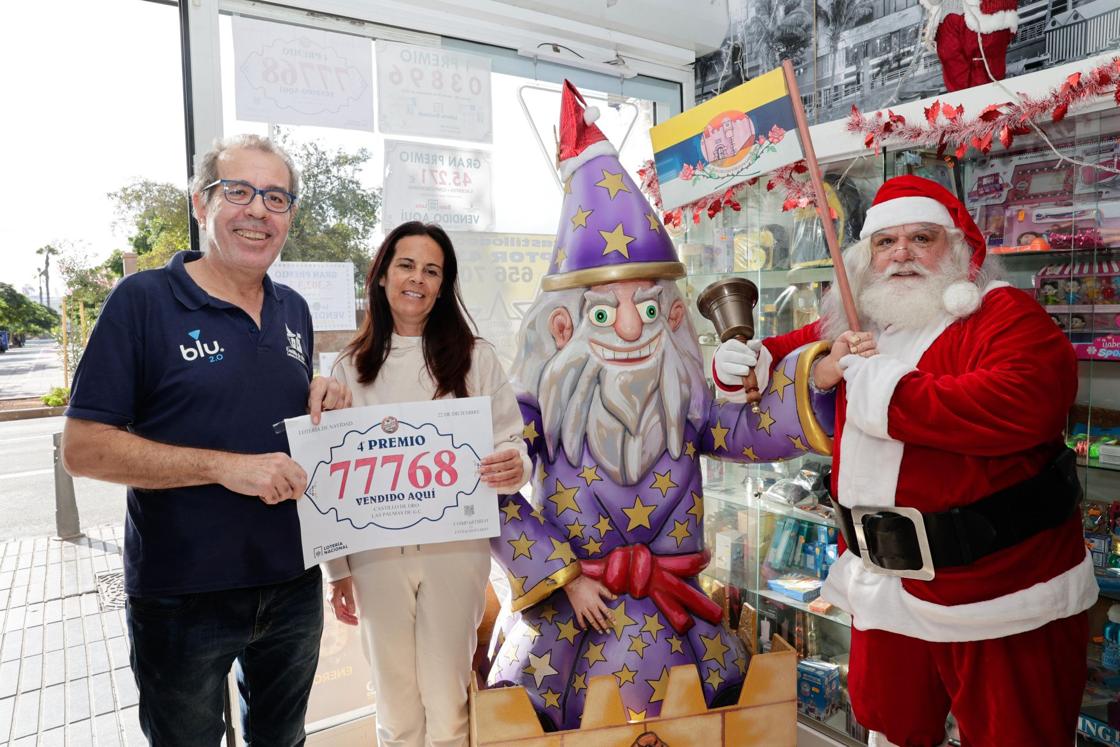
[485,80,837,730]
[919,0,1019,92]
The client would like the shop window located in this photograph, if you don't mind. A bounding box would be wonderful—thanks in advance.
[215,12,679,370]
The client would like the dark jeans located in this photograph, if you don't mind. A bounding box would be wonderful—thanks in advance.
[126,567,324,746]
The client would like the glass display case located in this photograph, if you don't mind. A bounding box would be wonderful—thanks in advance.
[933,108,1120,747]
[673,105,1120,746]
[673,152,885,746]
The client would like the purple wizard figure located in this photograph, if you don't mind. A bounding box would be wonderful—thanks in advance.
[486,80,836,730]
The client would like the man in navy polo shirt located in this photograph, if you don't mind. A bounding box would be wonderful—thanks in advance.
[63,134,351,746]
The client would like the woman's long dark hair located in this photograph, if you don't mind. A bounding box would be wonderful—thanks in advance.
[343,222,477,398]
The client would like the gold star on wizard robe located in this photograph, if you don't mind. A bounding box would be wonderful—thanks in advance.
[527,651,557,687]
[769,366,794,400]
[623,496,656,530]
[650,470,677,497]
[600,223,636,259]
[570,206,593,229]
[700,633,730,666]
[647,667,672,703]
[548,479,580,516]
[595,169,631,199]
[710,420,729,451]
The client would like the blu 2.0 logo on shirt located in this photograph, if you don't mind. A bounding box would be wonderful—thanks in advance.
[180,329,225,363]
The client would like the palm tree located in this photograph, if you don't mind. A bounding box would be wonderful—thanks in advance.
[817,0,874,94]
[36,244,59,308]
[744,0,814,73]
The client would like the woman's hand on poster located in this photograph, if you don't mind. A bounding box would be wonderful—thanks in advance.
[479,449,526,491]
[563,574,616,634]
[327,577,359,626]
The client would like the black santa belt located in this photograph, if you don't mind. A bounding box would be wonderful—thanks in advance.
[831,448,1082,580]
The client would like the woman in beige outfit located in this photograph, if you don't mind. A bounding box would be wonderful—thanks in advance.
[324,222,530,747]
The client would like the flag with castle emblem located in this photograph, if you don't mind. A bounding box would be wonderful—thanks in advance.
[649,67,802,211]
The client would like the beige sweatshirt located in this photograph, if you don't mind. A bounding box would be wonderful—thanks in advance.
[322,334,530,582]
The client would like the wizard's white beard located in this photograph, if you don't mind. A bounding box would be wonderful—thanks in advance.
[536,321,705,486]
[858,256,967,330]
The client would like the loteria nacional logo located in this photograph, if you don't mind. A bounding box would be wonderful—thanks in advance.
[180,329,225,363]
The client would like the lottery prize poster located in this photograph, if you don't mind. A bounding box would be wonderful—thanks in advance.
[287,397,498,568]
[375,40,492,142]
[382,140,494,231]
[232,15,374,131]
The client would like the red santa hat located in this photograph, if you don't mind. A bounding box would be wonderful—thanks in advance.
[557,79,618,180]
[859,175,987,318]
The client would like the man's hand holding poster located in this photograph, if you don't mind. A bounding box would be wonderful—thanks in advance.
[285,397,498,568]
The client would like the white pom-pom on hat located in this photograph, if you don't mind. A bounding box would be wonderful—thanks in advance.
[943,281,981,318]
[584,106,600,125]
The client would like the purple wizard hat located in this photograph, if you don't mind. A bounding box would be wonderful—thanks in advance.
[541,80,685,291]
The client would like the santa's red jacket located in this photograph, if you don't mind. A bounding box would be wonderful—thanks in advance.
[758,284,1095,641]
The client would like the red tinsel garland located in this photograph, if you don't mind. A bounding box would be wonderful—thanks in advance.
[639,55,1120,221]
[850,55,1120,159]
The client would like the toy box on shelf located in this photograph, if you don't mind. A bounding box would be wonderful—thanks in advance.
[1034,259,1120,360]
[966,138,1120,254]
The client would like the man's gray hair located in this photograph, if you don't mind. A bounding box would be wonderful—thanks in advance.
[190,134,300,216]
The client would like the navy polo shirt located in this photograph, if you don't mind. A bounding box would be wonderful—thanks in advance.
[67,251,314,596]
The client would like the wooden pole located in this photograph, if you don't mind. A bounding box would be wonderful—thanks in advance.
[781,60,861,333]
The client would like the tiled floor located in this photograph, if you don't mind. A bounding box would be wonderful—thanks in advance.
[0,525,145,746]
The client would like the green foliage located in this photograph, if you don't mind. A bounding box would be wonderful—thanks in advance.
[108,180,191,271]
[283,138,381,284]
[0,282,58,336]
[107,140,380,284]
[41,387,69,407]
[55,248,118,374]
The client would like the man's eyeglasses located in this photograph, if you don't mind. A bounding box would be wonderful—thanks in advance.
[204,179,297,213]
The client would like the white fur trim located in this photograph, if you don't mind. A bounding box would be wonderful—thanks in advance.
[840,354,916,440]
[584,106,600,125]
[961,0,1019,33]
[822,551,1097,642]
[860,197,955,239]
[943,281,981,318]
[558,140,619,180]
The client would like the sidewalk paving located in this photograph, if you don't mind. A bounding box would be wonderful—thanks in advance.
[0,524,145,746]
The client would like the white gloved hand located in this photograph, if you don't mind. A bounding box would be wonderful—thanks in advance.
[713,338,761,386]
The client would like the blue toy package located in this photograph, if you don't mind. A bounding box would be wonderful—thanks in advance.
[767,574,823,602]
[797,659,841,720]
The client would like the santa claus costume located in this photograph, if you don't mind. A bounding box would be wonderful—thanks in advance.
[758,176,1095,746]
[919,0,1018,91]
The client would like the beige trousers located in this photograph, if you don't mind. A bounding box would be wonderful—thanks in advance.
[349,540,490,747]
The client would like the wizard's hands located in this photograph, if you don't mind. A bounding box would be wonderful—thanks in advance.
[564,573,616,634]
[713,338,761,387]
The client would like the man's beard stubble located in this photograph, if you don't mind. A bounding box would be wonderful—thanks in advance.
[537,323,706,486]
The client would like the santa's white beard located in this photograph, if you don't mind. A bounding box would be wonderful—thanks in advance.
[537,324,702,485]
[859,258,966,330]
